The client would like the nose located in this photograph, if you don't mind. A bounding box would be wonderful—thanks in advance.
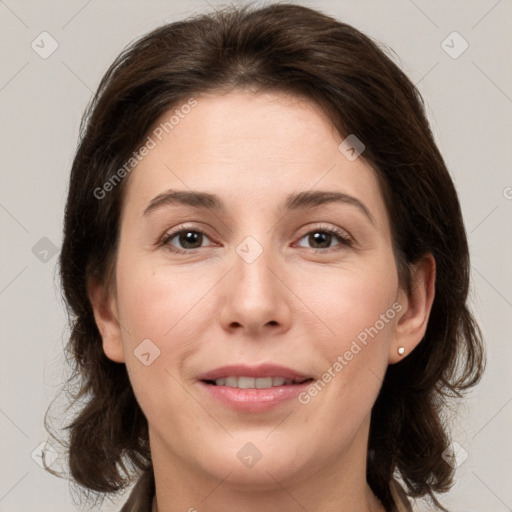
[219,240,292,337]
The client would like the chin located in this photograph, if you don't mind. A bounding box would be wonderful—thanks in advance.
[198,440,315,489]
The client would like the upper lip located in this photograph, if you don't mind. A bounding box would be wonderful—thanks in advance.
[197,364,312,382]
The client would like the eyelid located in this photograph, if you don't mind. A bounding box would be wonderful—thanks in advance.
[296,223,351,240]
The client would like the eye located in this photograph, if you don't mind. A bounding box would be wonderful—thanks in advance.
[161,228,214,253]
[160,224,352,254]
[295,226,352,251]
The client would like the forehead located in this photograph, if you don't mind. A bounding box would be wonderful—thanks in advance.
[121,90,388,230]
[158,89,341,159]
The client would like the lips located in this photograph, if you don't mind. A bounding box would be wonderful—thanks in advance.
[197,364,313,384]
[197,364,315,412]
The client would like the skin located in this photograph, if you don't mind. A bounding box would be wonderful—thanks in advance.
[89,89,435,512]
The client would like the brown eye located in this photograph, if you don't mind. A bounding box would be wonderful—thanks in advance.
[308,232,334,249]
[162,229,212,252]
[296,227,352,250]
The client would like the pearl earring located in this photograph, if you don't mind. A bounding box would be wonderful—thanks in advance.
[397,346,405,356]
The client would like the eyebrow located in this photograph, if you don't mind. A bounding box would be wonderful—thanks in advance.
[143,189,374,224]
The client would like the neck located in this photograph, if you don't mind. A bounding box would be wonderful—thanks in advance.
[151,488,386,512]
[152,490,383,512]
[149,428,386,512]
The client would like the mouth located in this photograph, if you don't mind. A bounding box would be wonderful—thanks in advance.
[203,376,314,388]
[197,364,315,412]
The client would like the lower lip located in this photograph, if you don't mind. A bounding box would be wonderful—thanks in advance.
[198,381,312,412]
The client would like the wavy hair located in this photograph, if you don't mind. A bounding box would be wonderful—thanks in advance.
[47,3,485,510]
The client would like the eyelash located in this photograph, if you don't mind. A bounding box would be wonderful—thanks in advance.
[160,224,353,255]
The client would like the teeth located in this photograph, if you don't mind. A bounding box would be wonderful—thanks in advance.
[225,377,238,387]
[212,376,304,388]
[238,377,255,389]
[256,377,273,388]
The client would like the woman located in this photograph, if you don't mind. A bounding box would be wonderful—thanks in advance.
[48,3,485,511]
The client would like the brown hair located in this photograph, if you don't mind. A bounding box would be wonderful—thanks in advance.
[48,3,485,510]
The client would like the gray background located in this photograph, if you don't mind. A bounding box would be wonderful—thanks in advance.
[0,0,511,510]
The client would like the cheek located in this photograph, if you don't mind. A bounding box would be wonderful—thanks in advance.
[115,258,210,342]
[303,250,399,350]
[113,256,218,399]
[296,267,399,436]
[298,250,400,406]
[115,261,205,424]
[326,277,399,350]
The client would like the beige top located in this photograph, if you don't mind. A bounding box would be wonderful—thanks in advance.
[120,470,413,512]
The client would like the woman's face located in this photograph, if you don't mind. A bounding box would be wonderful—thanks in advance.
[95,90,414,490]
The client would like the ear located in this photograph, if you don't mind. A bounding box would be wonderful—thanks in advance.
[87,276,125,363]
[389,254,436,364]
